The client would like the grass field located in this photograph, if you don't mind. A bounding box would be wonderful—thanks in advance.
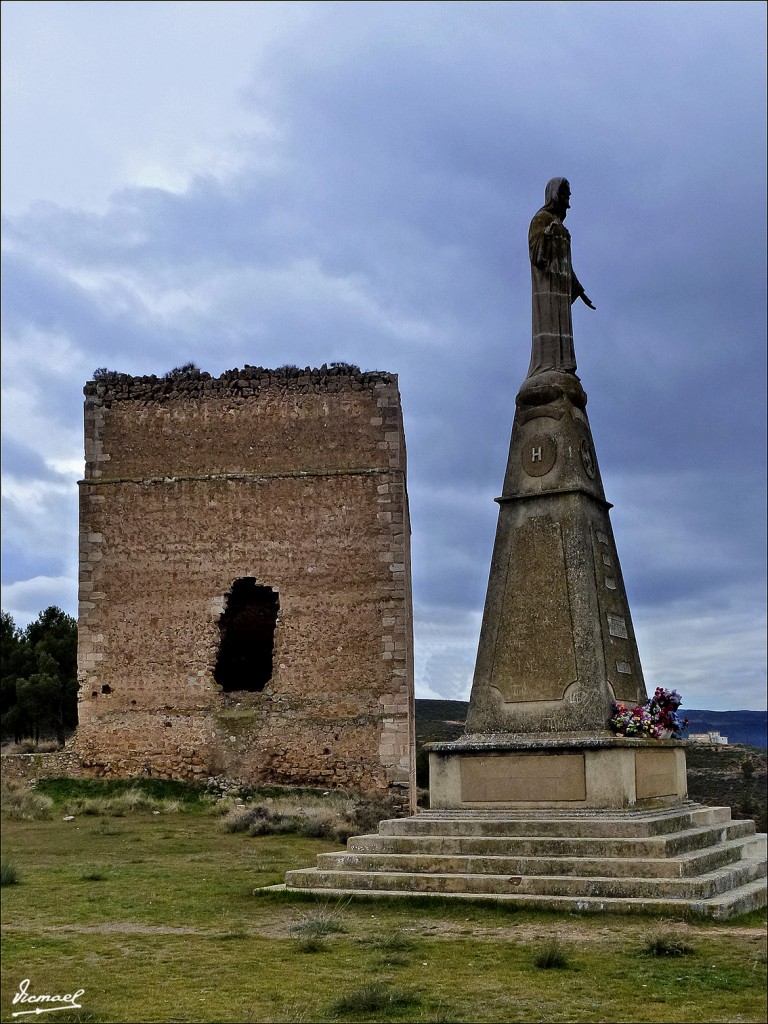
[1,786,766,1023]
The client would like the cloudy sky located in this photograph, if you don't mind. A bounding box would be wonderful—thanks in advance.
[2,1,765,711]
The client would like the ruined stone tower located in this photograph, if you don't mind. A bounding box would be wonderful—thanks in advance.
[75,364,415,808]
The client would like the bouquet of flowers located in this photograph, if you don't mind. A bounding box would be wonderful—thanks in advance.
[610,687,689,739]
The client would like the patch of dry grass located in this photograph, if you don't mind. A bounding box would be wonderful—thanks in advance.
[221,790,399,842]
[1,779,54,820]
[60,789,182,817]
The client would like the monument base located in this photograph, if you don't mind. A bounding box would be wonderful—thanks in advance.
[280,802,767,920]
[427,733,687,810]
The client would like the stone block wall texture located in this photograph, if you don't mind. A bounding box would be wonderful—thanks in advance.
[75,365,415,809]
[1,751,89,783]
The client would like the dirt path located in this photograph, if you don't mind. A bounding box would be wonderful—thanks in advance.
[4,918,764,944]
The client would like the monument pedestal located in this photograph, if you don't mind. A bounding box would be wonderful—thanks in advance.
[464,378,648,737]
[428,734,687,810]
[276,184,765,918]
[281,803,767,919]
[426,374,691,813]
[275,370,765,917]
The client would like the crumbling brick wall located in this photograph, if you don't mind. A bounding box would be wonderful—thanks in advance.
[75,365,415,809]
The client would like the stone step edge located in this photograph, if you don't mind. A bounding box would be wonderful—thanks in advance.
[262,878,767,919]
[699,877,768,917]
[286,858,765,892]
[350,824,754,861]
[381,811,745,839]
[399,810,743,826]
[351,823,753,852]
[410,803,727,821]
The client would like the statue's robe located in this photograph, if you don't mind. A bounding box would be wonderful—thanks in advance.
[527,208,585,378]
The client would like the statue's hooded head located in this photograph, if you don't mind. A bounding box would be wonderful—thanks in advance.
[543,177,571,218]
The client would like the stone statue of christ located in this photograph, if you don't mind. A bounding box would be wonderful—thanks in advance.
[528,177,595,379]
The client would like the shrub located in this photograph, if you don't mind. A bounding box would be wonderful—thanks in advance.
[222,805,268,833]
[328,362,360,373]
[291,901,348,938]
[533,939,569,969]
[163,362,201,379]
[298,817,335,839]
[330,983,419,1016]
[1,861,20,886]
[60,790,183,817]
[366,931,417,953]
[114,788,160,813]
[211,796,241,816]
[641,932,695,957]
[347,793,401,834]
[221,789,393,842]
[1,780,54,820]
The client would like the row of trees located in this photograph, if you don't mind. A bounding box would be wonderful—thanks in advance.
[1,607,78,745]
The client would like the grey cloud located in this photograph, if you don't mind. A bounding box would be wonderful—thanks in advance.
[1,438,64,483]
[2,0,764,705]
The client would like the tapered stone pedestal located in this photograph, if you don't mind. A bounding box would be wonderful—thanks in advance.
[426,370,679,808]
[467,371,645,735]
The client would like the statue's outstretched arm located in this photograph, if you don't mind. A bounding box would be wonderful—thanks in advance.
[571,271,596,310]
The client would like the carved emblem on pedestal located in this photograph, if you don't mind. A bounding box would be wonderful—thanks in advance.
[580,438,596,478]
[521,434,557,477]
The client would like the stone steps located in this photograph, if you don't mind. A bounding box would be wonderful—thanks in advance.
[288,857,764,901]
[320,836,751,879]
[378,806,732,839]
[279,803,768,919]
[346,821,753,860]
[273,875,768,921]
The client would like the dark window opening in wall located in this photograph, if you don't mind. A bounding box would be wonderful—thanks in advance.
[215,579,279,692]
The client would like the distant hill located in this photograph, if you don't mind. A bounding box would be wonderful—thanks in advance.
[679,709,767,748]
[416,700,767,749]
